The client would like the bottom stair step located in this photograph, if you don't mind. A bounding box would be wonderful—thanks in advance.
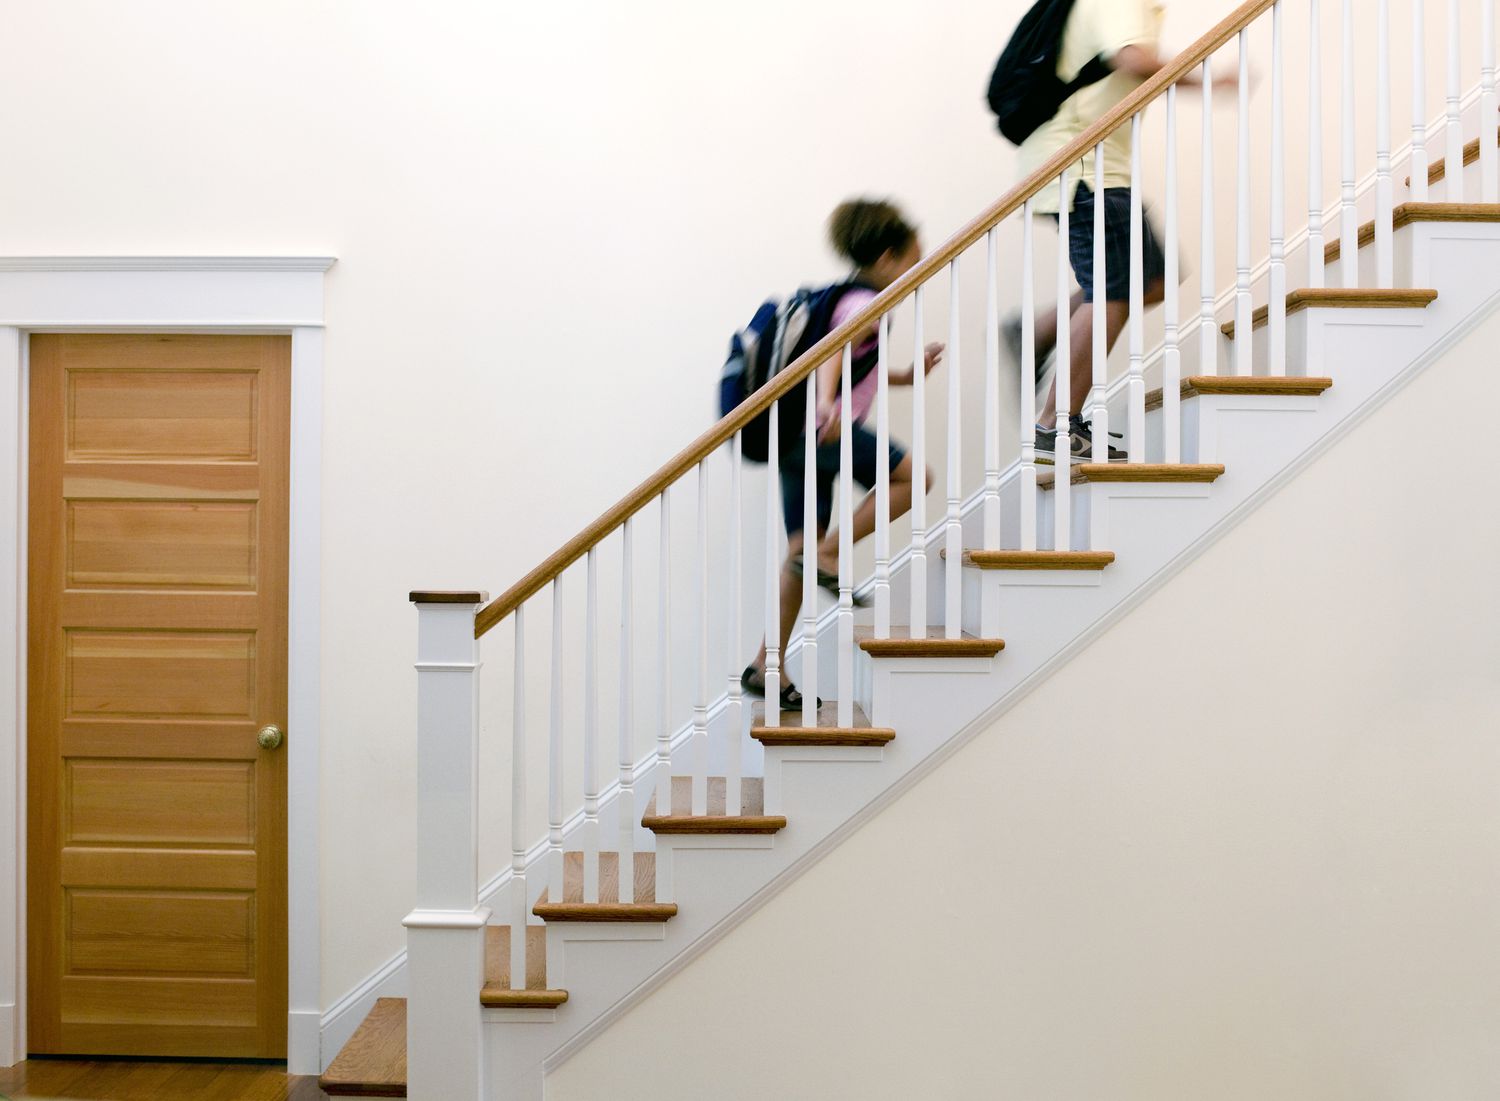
[320,929,565,1098]
[642,776,785,834]
[482,924,569,1007]
[533,851,677,921]
[320,996,407,1097]
[750,701,895,746]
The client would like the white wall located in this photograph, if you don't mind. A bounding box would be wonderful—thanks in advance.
[0,0,1485,1018]
[546,303,1500,1098]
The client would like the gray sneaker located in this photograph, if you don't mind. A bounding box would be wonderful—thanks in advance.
[1035,416,1127,462]
[1034,423,1088,462]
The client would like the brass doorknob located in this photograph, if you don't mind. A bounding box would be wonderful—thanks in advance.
[258,724,285,750]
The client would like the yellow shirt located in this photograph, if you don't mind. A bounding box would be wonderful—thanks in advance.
[1016,0,1166,214]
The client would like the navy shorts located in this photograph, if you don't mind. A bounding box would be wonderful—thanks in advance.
[1058,183,1167,303]
[779,423,906,536]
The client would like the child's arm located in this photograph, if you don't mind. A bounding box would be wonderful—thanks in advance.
[815,356,843,441]
[889,342,945,386]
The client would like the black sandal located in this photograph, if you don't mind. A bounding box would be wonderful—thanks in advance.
[740,664,815,710]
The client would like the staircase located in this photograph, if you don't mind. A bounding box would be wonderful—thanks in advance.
[322,0,1500,1095]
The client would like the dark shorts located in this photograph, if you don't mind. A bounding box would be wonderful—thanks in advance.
[1056,183,1167,304]
[779,423,907,536]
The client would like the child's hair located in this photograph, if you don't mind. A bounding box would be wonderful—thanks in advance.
[828,199,916,269]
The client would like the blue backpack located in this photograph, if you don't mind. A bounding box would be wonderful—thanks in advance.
[718,281,871,463]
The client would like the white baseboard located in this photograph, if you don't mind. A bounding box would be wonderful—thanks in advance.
[0,1001,16,1067]
[287,1009,322,1076]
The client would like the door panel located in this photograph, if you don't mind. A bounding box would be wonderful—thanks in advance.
[28,333,289,1058]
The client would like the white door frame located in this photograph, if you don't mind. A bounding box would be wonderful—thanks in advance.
[0,256,335,1074]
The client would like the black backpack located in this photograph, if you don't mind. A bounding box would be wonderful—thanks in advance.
[987,0,1113,146]
[718,281,874,463]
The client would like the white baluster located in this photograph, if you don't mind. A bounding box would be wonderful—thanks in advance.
[764,398,781,725]
[802,356,819,719]
[617,520,635,909]
[910,286,929,634]
[983,230,1001,551]
[548,577,565,909]
[1412,0,1429,203]
[1055,173,1073,553]
[1201,60,1218,378]
[1236,30,1253,376]
[656,492,672,814]
[582,547,600,903]
[1164,85,1182,463]
[1270,2,1288,373]
[1484,0,1498,202]
[691,460,708,817]
[944,259,963,640]
[875,313,893,638]
[1342,0,1359,288]
[1447,0,1465,202]
[510,606,527,990]
[1128,114,1146,455]
[838,342,855,725]
[1309,0,1327,286]
[1375,0,1394,288]
[725,434,742,815]
[1091,147,1109,464]
[1020,203,1039,550]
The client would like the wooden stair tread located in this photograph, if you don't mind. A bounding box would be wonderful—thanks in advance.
[1406,132,1496,187]
[320,997,407,1097]
[642,776,786,833]
[1222,288,1438,339]
[854,626,1005,658]
[481,924,569,1006]
[1143,375,1333,412]
[751,700,895,746]
[1323,202,1500,265]
[962,549,1116,570]
[1039,463,1225,488]
[533,850,677,920]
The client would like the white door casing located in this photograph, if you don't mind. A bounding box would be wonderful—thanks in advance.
[0,257,334,1074]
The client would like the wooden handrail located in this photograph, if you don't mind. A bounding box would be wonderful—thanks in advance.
[474,0,1275,638]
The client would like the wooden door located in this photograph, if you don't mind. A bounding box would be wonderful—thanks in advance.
[27,334,290,1058]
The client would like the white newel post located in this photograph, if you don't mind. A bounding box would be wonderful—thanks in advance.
[405,591,491,1101]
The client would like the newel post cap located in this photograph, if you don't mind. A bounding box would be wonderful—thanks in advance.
[409,590,489,604]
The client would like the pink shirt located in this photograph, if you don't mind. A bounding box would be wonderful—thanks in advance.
[829,289,880,424]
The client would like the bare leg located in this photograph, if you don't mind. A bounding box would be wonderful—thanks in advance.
[815,454,926,574]
[1029,289,1086,363]
[749,532,807,681]
[1037,279,1164,429]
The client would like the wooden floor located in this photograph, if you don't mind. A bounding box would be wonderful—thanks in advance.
[0,1058,328,1100]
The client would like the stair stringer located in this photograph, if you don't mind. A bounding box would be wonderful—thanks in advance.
[477,223,1500,1100]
